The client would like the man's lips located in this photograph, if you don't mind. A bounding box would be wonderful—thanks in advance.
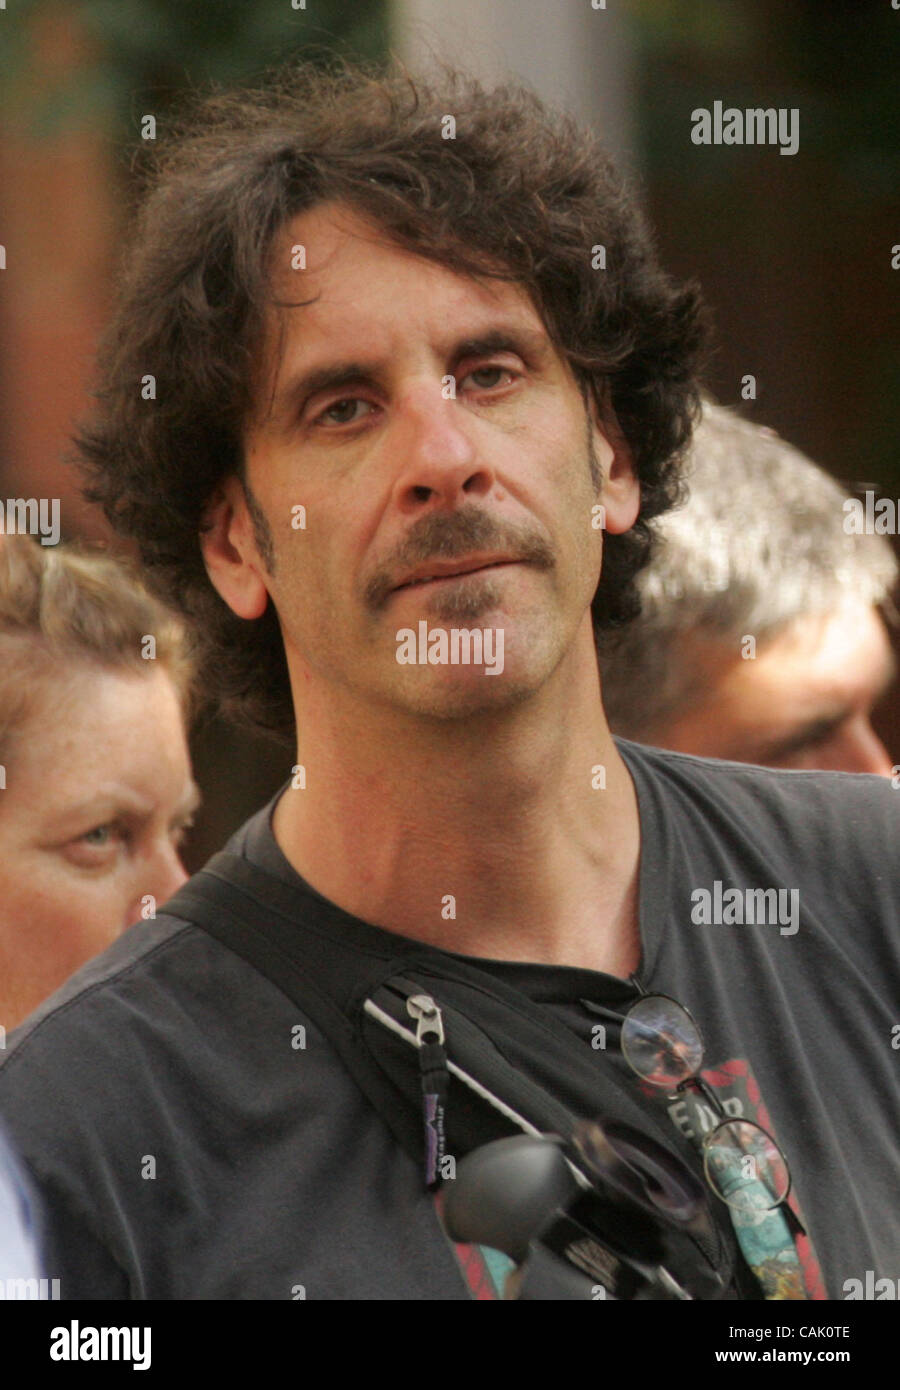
[392,558,520,593]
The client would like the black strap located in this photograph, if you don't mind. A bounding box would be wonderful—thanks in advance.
[165,845,723,1173]
[166,851,692,1157]
[163,849,748,1299]
[165,854,424,1163]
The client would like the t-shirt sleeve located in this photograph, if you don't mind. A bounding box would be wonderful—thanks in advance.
[775,767,900,963]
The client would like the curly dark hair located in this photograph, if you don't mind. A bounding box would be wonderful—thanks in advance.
[77,56,710,742]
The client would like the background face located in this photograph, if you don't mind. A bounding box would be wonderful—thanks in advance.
[643,604,896,773]
[240,203,613,721]
[0,665,197,1030]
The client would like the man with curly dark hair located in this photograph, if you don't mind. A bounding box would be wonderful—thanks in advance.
[0,60,897,1304]
[76,60,703,739]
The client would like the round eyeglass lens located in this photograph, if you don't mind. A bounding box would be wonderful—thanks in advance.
[703,1120,790,1214]
[621,995,704,1088]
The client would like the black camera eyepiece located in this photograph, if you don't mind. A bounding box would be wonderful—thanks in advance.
[442,1122,719,1300]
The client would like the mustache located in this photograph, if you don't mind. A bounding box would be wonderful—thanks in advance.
[364,508,555,610]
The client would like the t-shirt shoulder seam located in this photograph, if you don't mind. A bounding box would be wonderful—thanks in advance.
[617,737,878,787]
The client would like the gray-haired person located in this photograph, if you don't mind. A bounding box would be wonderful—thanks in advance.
[599,403,898,772]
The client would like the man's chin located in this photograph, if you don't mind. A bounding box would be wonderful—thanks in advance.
[386,631,557,718]
[392,670,538,722]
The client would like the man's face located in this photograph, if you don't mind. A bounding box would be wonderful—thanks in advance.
[223,202,635,721]
[641,603,897,774]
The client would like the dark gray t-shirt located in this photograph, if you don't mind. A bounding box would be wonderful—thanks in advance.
[0,740,897,1300]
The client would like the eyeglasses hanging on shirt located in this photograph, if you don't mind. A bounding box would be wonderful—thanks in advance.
[581,979,808,1301]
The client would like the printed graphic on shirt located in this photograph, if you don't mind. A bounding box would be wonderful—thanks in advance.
[458,1240,515,1299]
[655,1058,826,1300]
[433,1188,512,1299]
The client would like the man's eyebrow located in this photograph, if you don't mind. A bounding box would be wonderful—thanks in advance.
[449,327,550,363]
[273,362,374,421]
[271,325,552,423]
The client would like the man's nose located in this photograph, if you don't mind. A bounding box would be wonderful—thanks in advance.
[389,384,496,514]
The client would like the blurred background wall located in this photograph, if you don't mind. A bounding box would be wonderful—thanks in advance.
[1,0,897,866]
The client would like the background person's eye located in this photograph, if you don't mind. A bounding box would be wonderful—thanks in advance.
[171,816,195,848]
[81,824,114,846]
[63,820,128,869]
[80,820,132,850]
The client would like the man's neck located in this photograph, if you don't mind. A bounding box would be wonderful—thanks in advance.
[272,630,642,977]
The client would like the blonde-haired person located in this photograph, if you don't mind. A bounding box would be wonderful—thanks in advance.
[0,536,199,1033]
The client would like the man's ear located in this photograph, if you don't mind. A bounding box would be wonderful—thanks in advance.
[587,380,640,536]
[199,475,270,620]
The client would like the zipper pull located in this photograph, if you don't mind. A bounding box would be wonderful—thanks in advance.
[407,994,449,1189]
[407,994,445,1045]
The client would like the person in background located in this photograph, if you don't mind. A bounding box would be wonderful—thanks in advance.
[0,536,199,1034]
[599,402,898,772]
[0,1124,46,1296]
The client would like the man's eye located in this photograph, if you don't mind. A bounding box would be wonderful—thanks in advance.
[462,365,515,390]
[315,398,373,427]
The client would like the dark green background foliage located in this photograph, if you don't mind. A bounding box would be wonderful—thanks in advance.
[633,0,900,491]
[634,0,900,191]
[0,0,388,140]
